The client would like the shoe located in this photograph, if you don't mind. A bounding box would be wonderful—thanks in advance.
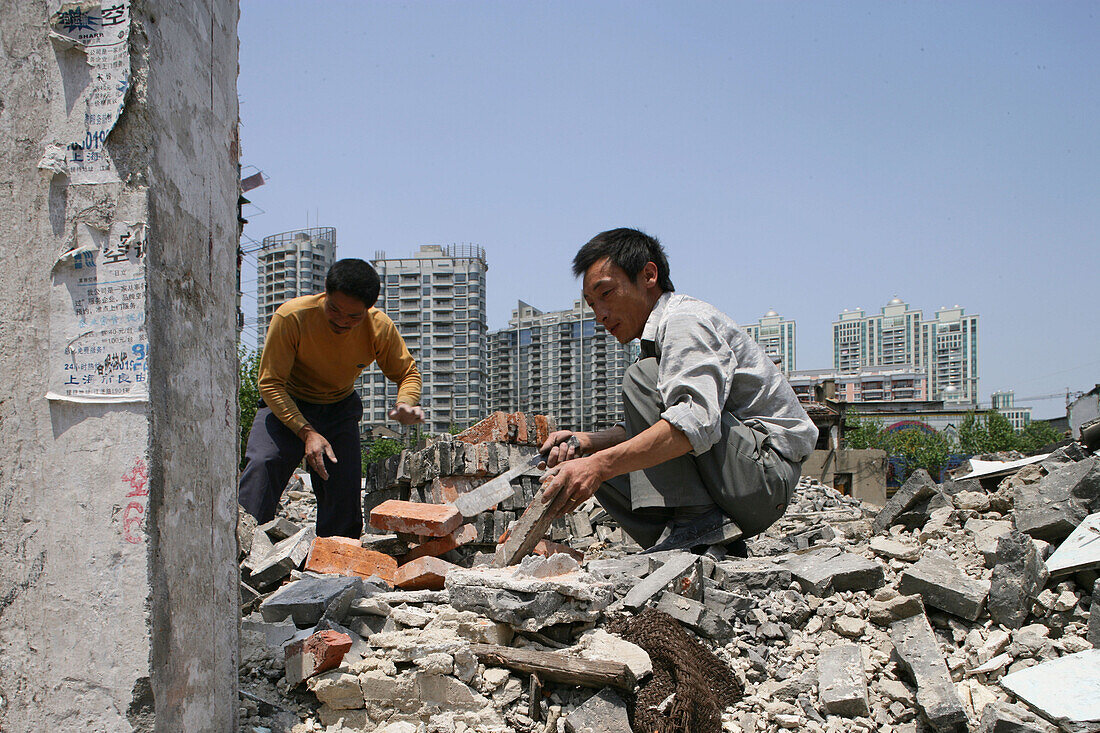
[644,509,742,554]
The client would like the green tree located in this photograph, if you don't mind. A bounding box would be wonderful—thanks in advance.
[958,410,1031,456]
[887,427,951,483]
[1018,420,1063,453]
[985,411,1020,452]
[238,346,262,470]
[361,437,406,474]
[843,411,889,450]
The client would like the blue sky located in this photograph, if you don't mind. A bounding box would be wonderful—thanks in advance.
[237,1,1099,419]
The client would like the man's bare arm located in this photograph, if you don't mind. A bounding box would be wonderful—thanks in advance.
[540,425,628,467]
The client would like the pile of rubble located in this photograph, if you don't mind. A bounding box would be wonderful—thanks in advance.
[238,412,1100,733]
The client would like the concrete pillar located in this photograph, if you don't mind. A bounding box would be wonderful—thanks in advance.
[0,2,240,730]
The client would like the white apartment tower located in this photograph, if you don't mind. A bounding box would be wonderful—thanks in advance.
[487,300,636,432]
[361,245,488,435]
[256,227,337,349]
[922,306,979,404]
[743,310,796,374]
[832,298,979,405]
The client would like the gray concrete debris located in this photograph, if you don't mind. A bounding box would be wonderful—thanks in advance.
[237,505,258,561]
[1000,650,1100,732]
[889,613,969,732]
[621,551,700,610]
[258,517,301,542]
[247,526,316,590]
[817,643,870,717]
[1012,457,1100,542]
[989,531,1050,629]
[564,687,632,733]
[1091,578,1100,648]
[899,550,991,621]
[260,575,366,627]
[977,701,1059,733]
[712,556,792,592]
[781,545,885,596]
[655,591,734,642]
[872,468,939,533]
[966,517,1015,567]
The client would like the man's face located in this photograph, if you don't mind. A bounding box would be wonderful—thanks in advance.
[323,291,368,334]
[582,257,660,344]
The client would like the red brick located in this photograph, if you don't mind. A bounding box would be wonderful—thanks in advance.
[401,524,478,564]
[429,475,490,505]
[369,499,462,538]
[534,415,553,447]
[533,539,585,564]
[393,556,459,591]
[305,536,398,584]
[285,630,352,686]
[455,412,509,444]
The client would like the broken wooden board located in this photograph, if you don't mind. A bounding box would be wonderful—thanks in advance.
[468,643,637,691]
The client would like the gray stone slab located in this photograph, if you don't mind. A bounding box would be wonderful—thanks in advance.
[712,557,792,592]
[1044,512,1100,577]
[781,546,884,597]
[564,687,632,733]
[989,531,1049,629]
[965,518,1014,567]
[1000,650,1100,732]
[898,551,990,621]
[622,552,699,610]
[889,613,968,732]
[977,701,1058,733]
[817,643,870,718]
[1090,579,1100,649]
[258,517,301,542]
[1013,458,1099,542]
[260,575,365,627]
[248,526,316,590]
[655,592,733,641]
[873,469,939,533]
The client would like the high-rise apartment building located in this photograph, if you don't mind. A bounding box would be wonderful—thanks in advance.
[255,227,336,349]
[743,310,796,374]
[487,300,636,432]
[832,298,979,405]
[922,306,979,404]
[991,390,1031,430]
[360,244,488,435]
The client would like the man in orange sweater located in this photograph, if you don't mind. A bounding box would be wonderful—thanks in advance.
[239,259,423,538]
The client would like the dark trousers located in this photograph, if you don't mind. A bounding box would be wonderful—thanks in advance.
[595,358,800,548]
[238,392,364,538]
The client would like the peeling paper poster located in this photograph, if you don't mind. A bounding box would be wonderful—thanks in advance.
[47,222,149,403]
[47,1,131,184]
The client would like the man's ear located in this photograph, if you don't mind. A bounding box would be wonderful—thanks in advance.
[642,261,659,288]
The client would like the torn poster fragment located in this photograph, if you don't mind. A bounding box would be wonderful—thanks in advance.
[47,222,149,403]
[44,1,131,184]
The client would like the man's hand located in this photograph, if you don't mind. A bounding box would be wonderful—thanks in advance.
[540,430,589,467]
[540,455,606,517]
[298,426,336,481]
[389,403,425,425]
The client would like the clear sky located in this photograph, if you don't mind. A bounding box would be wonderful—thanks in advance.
[237,1,1099,419]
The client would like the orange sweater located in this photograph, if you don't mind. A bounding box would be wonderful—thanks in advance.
[258,294,421,435]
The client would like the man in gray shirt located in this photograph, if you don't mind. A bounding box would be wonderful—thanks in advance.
[541,228,818,554]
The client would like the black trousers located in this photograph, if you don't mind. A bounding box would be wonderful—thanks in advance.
[238,392,364,538]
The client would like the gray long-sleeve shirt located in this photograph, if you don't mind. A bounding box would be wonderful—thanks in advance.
[641,292,818,462]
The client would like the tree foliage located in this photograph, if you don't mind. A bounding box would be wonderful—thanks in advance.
[362,437,405,467]
[958,410,1064,455]
[843,412,889,450]
[1018,420,1063,452]
[238,346,262,470]
[888,427,951,483]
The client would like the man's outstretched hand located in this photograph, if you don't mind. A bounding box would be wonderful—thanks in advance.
[540,455,605,517]
[389,403,425,425]
[298,426,336,481]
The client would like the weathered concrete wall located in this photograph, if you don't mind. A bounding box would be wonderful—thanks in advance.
[0,2,239,730]
[804,449,888,507]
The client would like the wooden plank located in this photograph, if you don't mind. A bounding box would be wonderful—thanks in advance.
[492,481,571,567]
[468,644,637,691]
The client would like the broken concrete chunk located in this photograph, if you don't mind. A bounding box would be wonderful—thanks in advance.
[1012,458,1100,542]
[237,505,258,560]
[873,469,939,533]
[446,566,613,632]
[248,526,316,590]
[889,613,969,732]
[259,517,301,542]
[306,670,364,710]
[999,649,1100,732]
[989,531,1049,629]
[977,701,1058,733]
[817,643,870,718]
[260,575,365,627]
[868,593,925,626]
[870,536,921,562]
[965,517,1015,567]
[712,557,792,592]
[622,552,700,610]
[781,546,884,597]
[1090,579,1100,649]
[898,551,990,622]
[655,591,734,641]
[564,687,632,733]
[570,628,652,681]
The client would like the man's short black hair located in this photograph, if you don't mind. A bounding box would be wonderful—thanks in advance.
[325,258,380,308]
[572,228,675,292]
